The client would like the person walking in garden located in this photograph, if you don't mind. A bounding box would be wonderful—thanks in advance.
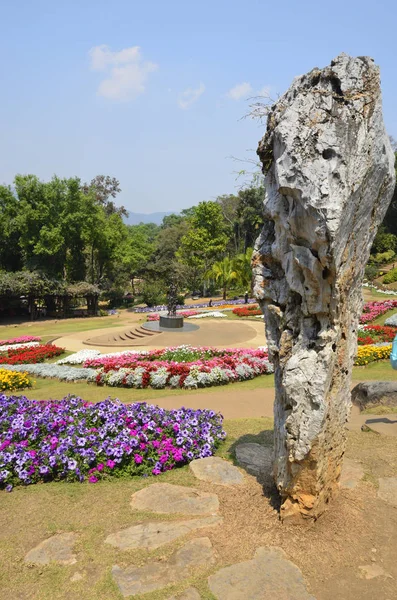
[244,291,249,304]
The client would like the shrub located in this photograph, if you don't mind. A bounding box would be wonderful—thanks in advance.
[0,370,32,392]
[364,264,379,282]
[0,396,226,489]
[383,268,397,284]
[141,282,166,307]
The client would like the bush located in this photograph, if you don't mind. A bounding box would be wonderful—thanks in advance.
[364,264,379,282]
[372,250,395,265]
[141,282,166,307]
[383,268,397,284]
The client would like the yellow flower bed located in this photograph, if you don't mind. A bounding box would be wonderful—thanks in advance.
[0,370,32,392]
[354,344,392,366]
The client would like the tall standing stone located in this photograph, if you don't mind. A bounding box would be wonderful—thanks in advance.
[252,54,395,521]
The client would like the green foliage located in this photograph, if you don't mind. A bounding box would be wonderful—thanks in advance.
[205,257,237,300]
[370,249,395,265]
[140,281,166,307]
[371,225,397,255]
[383,268,397,284]
[364,264,379,282]
[232,247,254,291]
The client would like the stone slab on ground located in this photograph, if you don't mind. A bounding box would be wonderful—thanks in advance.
[340,458,364,489]
[351,381,397,411]
[377,477,397,507]
[105,516,223,550]
[189,457,244,486]
[208,546,315,600]
[130,483,219,515]
[24,532,78,566]
[166,587,201,600]
[112,537,215,597]
[235,443,273,477]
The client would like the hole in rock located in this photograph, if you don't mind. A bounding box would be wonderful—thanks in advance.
[332,343,337,352]
[322,148,336,160]
[322,267,330,279]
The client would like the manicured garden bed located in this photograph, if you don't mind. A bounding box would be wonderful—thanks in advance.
[84,346,273,389]
[0,395,226,490]
[232,305,262,317]
[0,343,64,365]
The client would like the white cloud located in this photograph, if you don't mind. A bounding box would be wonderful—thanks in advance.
[89,45,158,101]
[178,83,205,109]
[227,82,271,101]
[227,82,253,100]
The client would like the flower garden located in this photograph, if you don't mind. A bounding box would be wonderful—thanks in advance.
[0,395,226,490]
[232,304,263,317]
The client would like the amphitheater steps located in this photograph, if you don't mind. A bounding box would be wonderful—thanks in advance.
[85,325,162,347]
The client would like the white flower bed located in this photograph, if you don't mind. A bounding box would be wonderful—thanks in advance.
[362,282,397,296]
[1,364,96,381]
[188,311,227,319]
[57,348,148,365]
[0,341,40,352]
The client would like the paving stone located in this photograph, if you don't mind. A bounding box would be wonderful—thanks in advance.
[189,457,244,486]
[166,587,201,600]
[208,546,316,600]
[340,458,365,489]
[105,516,222,550]
[377,477,397,507]
[130,483,219,515]
[24,532,78,566]
[235,443,273,477]
[112,537,215,597]
[358,564,392,580]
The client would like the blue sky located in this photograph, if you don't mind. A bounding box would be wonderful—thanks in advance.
[1,0,396,214]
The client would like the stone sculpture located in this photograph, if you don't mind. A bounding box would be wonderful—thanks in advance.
[252,54,395,521]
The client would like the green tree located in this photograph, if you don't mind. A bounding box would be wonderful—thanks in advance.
[206,257,237,300]
[177,201,229,293]
[232,247,254,291]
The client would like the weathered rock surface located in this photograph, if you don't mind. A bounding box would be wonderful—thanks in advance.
[208,546,315,599]
[377,477,397,507]
[384,312,397,327]
[24,532,78,565]
[252,53,396,521]
[130,483,219,515]
[166,588,201,600]
[105,516,222,550]
[189,457,244,486]
[339,458,364,489]
[358,564,392,580]
[352,381,397,411]
[112,537,215,597]
[235,443,273,477]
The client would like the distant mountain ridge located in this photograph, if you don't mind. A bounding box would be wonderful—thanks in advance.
[125,211,174,225]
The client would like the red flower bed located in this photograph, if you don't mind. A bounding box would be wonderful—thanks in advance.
[232,305,262,317]
[357,325,396,345]
[0,344,64,365]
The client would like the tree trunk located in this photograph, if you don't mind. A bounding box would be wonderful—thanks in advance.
[252,54,395,522]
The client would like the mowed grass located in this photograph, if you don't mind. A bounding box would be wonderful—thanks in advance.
[22,373,276,403]
[0,314,133,340]
[0,417,272,600]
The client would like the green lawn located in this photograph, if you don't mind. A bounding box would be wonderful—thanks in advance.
[0,315,129,340]
[22,373,276,402]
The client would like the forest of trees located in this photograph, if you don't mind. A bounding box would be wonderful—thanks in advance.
[0,174,266,308]
[1,146,396,313]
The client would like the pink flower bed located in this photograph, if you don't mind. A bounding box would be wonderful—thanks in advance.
[360,300,397,324]
[147,310,199,321]
[0,335,41,346]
